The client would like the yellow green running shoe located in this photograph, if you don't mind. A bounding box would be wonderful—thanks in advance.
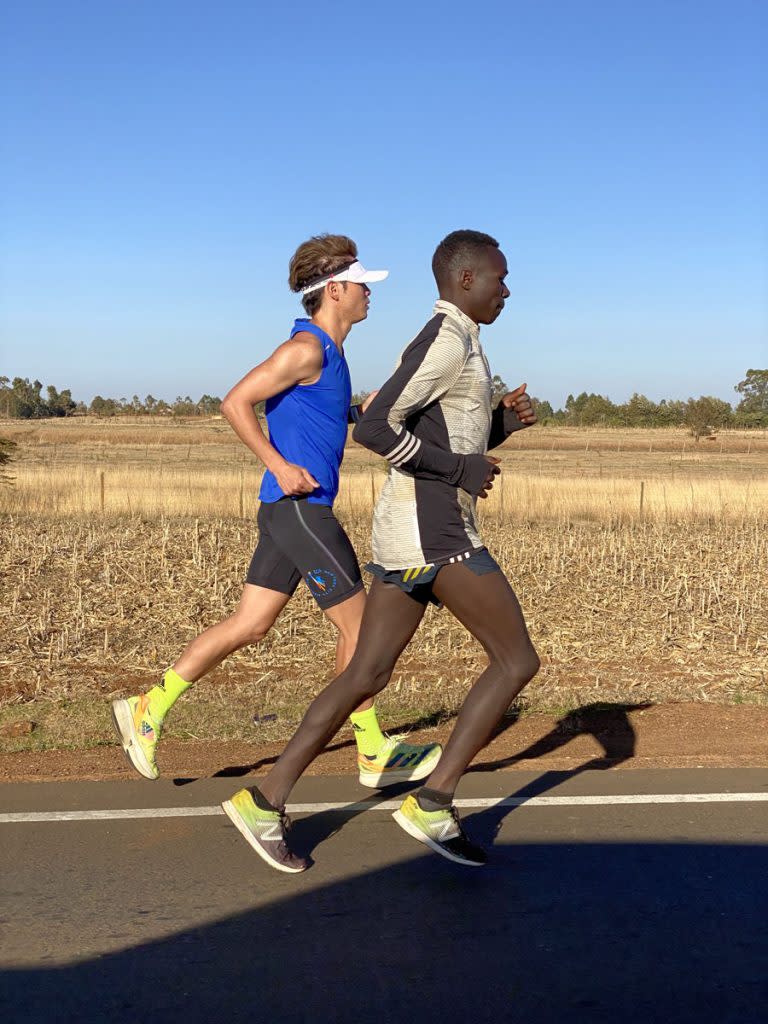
[392,793,487,866]
[221,788,309,874]
[111,694,162,780]
[358,735,442,788]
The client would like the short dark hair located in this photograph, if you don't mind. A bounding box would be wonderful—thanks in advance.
[432,229,499,286]
[288,234,358,315]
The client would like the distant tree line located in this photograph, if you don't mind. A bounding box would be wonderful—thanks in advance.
[2,370,767,436]
[89,393,224,418]
[495,370,768,437]
[0,376,78,418]
[0,377,225,419]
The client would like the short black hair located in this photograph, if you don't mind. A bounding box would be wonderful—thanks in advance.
[432,229,499,285]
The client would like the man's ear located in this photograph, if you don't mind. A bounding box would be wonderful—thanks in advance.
[326,281,341,303]
[459,268,473,291]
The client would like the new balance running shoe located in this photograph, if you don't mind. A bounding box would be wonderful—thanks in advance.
[221,788,309,874]
[392,793,487,866]
[111,694,162,780]
[358,735,442,788]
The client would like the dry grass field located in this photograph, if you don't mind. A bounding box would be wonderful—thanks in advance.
[1,418,766,753]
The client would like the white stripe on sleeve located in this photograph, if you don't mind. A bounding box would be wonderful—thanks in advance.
[391,436,421,466]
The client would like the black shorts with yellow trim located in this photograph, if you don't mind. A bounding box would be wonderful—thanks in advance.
[364,547,501,607]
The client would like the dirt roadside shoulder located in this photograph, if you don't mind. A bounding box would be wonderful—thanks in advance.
[0,703,765,783]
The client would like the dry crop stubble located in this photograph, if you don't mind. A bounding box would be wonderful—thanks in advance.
[1,422,766,752]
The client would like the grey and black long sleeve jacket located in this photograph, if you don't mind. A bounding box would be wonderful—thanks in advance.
[353,299,525,569]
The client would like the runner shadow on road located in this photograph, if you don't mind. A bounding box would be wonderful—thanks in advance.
[3,838,766,1024]
[466,702,652,848]
[172,710,458,784]
[472,701,653,774]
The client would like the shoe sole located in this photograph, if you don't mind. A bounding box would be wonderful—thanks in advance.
[221,799,307,874]
[392,808,485,867]
[111,700,158,781]
[358,748,442,789]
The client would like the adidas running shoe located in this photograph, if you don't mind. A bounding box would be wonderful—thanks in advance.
[358,735,442,788]
[111,694,162,780]
[221,788,309,874]
[392,793,487,866]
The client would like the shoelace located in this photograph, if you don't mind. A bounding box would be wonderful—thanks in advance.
[384,732,407,746]
[447,806,466,837]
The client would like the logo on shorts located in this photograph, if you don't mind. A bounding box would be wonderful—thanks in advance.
[306,568,337,599]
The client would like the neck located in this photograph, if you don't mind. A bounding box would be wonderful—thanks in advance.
[311,308,353,350]
[438,290,478,325]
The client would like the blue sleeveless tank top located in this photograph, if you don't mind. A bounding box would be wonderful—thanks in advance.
[258,320,352,506]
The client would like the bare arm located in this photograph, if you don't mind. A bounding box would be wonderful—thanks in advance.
[221,332,323,496]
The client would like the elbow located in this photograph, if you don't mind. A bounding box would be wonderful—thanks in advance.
[351,418,368,446]
[352,417,380,450]
[220,394,235,424]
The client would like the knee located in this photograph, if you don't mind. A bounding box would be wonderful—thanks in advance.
[490,645,540,686]
[345,659,394,701]
[334,622,360,650]
[229,614,271,647]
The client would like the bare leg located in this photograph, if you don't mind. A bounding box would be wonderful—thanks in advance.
[322,588,374,712]
[259,580,426,808]
[423,564,540,796]
[173,584,291,682]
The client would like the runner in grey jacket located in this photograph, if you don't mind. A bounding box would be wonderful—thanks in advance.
[354,297,528,568]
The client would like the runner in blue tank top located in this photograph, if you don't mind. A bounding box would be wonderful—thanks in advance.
[112,237,442,858]
[258,317,352,508]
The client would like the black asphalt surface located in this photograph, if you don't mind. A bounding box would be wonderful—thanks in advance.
[1,768,767,1023]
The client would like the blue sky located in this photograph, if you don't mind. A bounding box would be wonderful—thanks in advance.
[1,0,766,408]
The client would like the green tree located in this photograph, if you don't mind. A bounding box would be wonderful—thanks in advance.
[46,385,76,417]
[197,394,222,416]
[172,395,198,416]
[9,377,46,418]
[734,369,768,425]
[623,393,659,427]
[532,398,554,421]
[656,399,687,427]
[684,396,734,440]
[0,377,11,418]
[90,395,119,417]
[580,394,617,425]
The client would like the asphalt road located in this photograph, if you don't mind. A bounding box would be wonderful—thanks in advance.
[1,768,767,1023]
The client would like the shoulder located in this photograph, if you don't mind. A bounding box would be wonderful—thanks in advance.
[400,313,460,357]
[273,332,324,371]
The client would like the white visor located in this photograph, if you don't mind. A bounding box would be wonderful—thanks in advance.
[301,260,389,295]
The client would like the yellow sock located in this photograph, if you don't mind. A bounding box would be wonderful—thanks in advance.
[146,668,192,720]
[349,705,386,756]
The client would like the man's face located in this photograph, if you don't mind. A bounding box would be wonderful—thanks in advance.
[467,247,510,325]
[330,280,371,323]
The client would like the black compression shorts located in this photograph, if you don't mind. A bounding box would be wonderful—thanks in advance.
[246,498,364,610]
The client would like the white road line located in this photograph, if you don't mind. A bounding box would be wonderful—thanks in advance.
[2,791,768,824]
